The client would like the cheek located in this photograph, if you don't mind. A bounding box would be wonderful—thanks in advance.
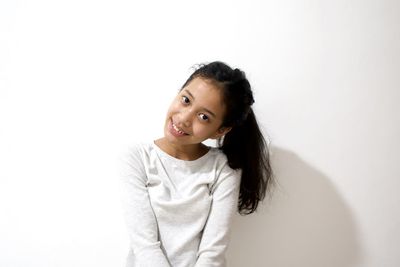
[193,122,217,137]
[166,101,180,116]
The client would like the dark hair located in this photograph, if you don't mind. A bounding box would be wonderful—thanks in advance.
[181,61,274,215]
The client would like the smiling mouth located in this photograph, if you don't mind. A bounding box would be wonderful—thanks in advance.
[170,120,189,136]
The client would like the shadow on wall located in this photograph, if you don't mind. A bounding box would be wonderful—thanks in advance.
[226,146,363,267]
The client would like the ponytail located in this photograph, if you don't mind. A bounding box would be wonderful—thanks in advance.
[219,109,273,215]
[182,61,274,215]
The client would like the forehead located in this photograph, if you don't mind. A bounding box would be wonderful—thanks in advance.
[182,78,226,118]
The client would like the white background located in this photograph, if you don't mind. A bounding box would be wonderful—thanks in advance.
[1,0,399,266]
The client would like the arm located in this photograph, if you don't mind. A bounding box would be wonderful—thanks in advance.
[119,144,171,267]
[195,164,241,267]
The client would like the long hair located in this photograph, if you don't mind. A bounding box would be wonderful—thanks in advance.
[182,61,274,215]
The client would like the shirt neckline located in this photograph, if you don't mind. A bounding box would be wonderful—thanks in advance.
[151,141,215,166]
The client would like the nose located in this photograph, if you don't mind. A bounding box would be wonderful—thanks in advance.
[177,108,193,128]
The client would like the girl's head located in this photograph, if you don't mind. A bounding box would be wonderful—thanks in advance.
[181,62,255,131]
[164,76,232,147]
[164,61,256,148]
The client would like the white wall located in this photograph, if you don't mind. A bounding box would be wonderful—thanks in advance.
[1,0,399,266]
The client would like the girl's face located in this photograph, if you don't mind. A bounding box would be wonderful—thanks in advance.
[163,77,231,147]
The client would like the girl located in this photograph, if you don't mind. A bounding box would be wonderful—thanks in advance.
[120,61,273,267]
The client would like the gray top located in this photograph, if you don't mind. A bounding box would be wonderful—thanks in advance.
[119,142,241,267]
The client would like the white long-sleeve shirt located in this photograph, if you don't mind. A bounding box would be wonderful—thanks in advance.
[119,142,241,267]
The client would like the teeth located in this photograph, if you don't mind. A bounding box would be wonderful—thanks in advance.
[172,123,186,135]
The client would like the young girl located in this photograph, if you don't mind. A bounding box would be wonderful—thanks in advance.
[120,61,273,267]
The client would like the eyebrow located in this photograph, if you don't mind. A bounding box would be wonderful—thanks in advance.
[184,89,217,118]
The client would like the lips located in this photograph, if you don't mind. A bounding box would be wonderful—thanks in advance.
[168,119,189,137]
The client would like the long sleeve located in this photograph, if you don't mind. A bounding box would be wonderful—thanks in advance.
[195,163,241,267]
[119,144,171,267]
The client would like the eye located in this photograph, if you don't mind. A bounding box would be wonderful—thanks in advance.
[198,113,209,121]
[181,96,190,105]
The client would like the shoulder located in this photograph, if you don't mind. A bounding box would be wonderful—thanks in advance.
[118,142,156,170]
[120,142,153,159]
[118,142,156,180]
[207,148,242,190]
[208,147,238,173]
[207,147,227,163]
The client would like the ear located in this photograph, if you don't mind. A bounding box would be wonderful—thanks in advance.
[210,126,232,139]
